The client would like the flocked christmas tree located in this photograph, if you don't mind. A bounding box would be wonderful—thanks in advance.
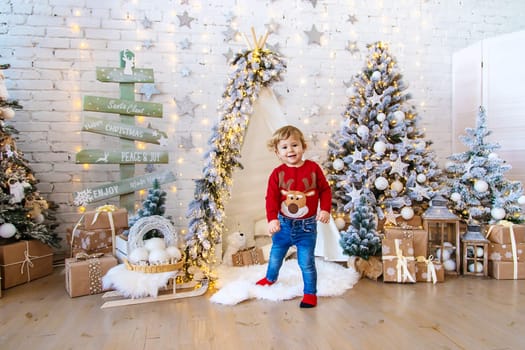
[339,196,381,260]
[324,41,442,225]
[0,64,60,247]
[443,106,524,224]
[185,31,285,275]
[128,178,168,239]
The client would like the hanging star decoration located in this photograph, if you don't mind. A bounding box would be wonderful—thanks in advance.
[140,83,160,100]
[175,95,199,118]
[390,157,409,175]
[347,14,358,24]
[345,40,359,55]
[179,38,192,50]
[177,11,195,28]
[410,183,431,200]
[309,133,319,145]
[266,42,282,56]
[142,16,153,29]
[384,207,401,226]
[346,185,363,204]
[180,134,194,150]
[369,90,382,105]
[265,19,280,34]
[159,135,169,147]
[223,48,234,63]
[180,67,192,77]
[308,104,320,117]
[142,39,154,49]
[343,80,352,88]
[304,24,323,45]
[222,26,238,42]
[352,148,363,163]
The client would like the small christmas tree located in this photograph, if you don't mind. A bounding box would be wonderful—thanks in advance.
[339,196,381,260]
[324,42,442,224]
[128,178,168,239]
[0,64,60,247]
[443,106,524,224]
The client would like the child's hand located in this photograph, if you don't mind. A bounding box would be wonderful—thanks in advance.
[317,210,330,224]
[268,219,280,235]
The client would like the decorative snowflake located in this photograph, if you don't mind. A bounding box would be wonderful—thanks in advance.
[73,189,93,206]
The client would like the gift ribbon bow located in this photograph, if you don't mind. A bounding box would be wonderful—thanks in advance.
[487,220,518,279]
[416,255,438,284]
[384,239,415,283]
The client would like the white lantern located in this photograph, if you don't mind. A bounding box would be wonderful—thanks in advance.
[374,177,388,190]
[0,223,16,238]
[491,207,506,221]
[332,158,344,171]
[450,192,461,202]
[373,141,386,154]
[356,125,369,138]
[376,112,386,122]
[334,217,346,230]
[393,110,405,122]
[416,174,427,183]
[474,180,489,193]
[390,180,403,193]
[400,206,414,220]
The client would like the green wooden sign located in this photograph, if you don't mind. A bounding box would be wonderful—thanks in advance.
[76,149,169,164]
[96,67,154,83]
[73,170,176,206]
[83,96,162,117]
[82,117,168,145]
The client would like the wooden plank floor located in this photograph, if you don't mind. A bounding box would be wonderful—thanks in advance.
[1,267,524,350]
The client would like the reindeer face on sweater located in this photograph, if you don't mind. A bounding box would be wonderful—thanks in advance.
[279,171,317,218]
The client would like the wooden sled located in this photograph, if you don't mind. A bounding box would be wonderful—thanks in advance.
[100,277,209,309]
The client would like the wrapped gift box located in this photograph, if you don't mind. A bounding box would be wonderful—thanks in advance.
[488,261,525,280]
[67,226,126,257]
[415,260,444,283]
[83,208,128,230]
[232,247,265,266]
[384,228,428,258]
[0,240,54,289]
[485,224,525,244]
[382,238,416,283]
[65,254,118,297]
[488,243,525,262]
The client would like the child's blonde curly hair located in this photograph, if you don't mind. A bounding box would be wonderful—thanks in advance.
[267,125,307,152]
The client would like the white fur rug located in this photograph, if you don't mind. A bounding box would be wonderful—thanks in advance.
[210,258,360,305]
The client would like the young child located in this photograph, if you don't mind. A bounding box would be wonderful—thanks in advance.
[256,125,332,308]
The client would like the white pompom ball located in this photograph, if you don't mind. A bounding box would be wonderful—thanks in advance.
[475,246,484,258]
[148,248,169,265]
[0,223,17,238]
[390,180,404,193]
[488,152,498,160]
[144,237,166,251]
[450,192,461,202]
[374,176,388,190]
[166,245,182,261]
[400,207,414,220]
[128,247,149,264]
[518,195,525,205]
[443,259,456,271]
[416,174,427,183]
[335,217,346,230]
[491,207,506,221]
[377,112,386,122]
[357,125,369,138]
[468,262,484,273]
[333,158,344,171]
[371,70,381,81]
[373,141,386,154]
[474,180,488,192]
[393,110,405,122]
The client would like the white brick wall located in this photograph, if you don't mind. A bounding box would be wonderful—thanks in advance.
[1,0,525,253]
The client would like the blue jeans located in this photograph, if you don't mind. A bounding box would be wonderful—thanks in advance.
[265,214,318,295]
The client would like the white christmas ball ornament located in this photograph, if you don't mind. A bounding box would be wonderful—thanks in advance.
[357,125,369,138]
[400,207,414,220]
[488,152,498,160]
[373,141,387,154]
[374,177,388,191]
[166,245,182,261]
[148,248,169,265]
[333,158,344,171]
[391,180,404,193]
[518,195,525,205]
[474,180,489,192]
[443,259,456,272]
[476,247,484,258]
[416,174,427,183]
[0,223,16,238]
[393,110,405,122]
[0,107,15,120]
[335,217,346,230]
[128,247,149,264]
[144,237,166,251]
[468,262,484,273]
[377,112,386,122]
[491,207,506,221]
[450,192,461,202]
[371,70,381,81]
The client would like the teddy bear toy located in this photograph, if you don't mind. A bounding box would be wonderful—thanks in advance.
[222,231,247,266]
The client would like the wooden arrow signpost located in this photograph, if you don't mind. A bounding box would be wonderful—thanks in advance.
[74,49,174,211]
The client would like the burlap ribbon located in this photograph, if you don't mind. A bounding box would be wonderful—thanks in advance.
[71,204,118,257]
[383,239,415,283]
[487,220,518,279]
[0,240,53,283]
[416,255,438,284]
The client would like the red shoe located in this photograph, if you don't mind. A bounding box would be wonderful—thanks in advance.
[300,294,317,308]
[256,277,274,286]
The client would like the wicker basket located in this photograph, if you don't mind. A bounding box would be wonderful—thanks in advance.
[124,215,184,274]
